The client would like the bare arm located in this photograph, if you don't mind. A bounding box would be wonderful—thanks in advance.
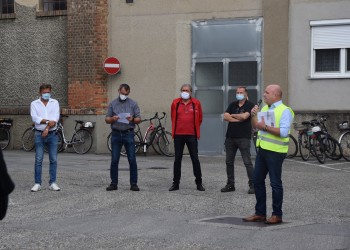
[105,116,119,124]
[223,112,240,122]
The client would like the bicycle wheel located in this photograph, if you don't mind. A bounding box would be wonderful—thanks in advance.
[120,133,141,156]
[72,129,93,154]
[157,131,175,157]
[286,134,298,158]
[339,131,350,161]
[57,132,64,152]
[299,132,310,161]
[21,127,35,151]
[324,136,342,160]
[0,128,10,150]
[107,132,112,152]
[150,130,162,155]
[311,136,326,164]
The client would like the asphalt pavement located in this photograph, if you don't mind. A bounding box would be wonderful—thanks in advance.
[0,150,349,250]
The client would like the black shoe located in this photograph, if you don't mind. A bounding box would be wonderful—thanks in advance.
[169,184,179,191]
[221,184,235,192]
[106,184,118,191]
[248,186,255,194]
[197,184,205,191]
[130,184,140,191]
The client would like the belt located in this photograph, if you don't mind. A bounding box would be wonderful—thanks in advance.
[35,129,56,134]
[112,128,134,133]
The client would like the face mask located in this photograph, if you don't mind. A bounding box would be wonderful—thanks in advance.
[181,92,190,100]
[42,93,51,100]
[119,94,128,101]
[236,94,245,101]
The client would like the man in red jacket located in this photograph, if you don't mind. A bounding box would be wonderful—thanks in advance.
[169,84,205,191]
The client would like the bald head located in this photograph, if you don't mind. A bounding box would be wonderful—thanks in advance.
[263,84,283,105]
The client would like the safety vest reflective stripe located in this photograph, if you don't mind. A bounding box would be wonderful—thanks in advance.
[258,135,289,146]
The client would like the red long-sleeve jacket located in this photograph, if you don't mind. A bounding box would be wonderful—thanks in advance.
[171,97,203,139]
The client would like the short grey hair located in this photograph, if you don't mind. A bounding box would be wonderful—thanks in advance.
[180,84,192,92]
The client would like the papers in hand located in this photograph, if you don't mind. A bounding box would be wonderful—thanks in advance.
[117,113,131,124]
[257,111,276,127]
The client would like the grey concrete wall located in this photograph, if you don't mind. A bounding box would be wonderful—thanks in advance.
[0,2,68,108]
[289,0,350,112]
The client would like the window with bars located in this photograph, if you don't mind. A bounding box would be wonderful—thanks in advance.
[0,0,14,14]
[310,19,350,78]
[42,0,67,11]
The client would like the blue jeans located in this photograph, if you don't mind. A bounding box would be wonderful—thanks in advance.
[110,130,138,185]
[225,137,254,186]
[254,148,286,217]
[34,131,58,185]
[173,135,202,185]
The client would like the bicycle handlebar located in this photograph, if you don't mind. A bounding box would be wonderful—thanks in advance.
[140,112,167,124]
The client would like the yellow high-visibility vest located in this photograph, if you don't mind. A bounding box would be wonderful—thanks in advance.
[256,103,294,153]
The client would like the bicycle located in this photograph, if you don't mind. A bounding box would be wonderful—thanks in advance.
[337,121,350,161]
[312,115,342,162]
[296,115,342,164]
[295,121,317,162]
[0,118,13,150]
[107,112,175,157]
[252,130,298,158]
[22,118,94,154]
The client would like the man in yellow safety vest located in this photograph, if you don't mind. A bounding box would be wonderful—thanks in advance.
[243,84,294,225]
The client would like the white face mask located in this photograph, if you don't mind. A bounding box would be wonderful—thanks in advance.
[119,94,128,101]
[181,92,190,100]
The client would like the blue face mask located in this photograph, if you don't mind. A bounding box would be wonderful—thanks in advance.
[236,94,245,101]
[42,93,51,100]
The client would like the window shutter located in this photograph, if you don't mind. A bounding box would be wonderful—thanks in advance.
[312,25,350,49]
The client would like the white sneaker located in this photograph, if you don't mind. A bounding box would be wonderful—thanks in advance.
[49,183,61,191]
[31,184,41,192]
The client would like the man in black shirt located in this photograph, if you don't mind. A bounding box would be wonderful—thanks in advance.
[221,86,255,194]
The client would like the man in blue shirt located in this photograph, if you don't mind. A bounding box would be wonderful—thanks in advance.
[105,84,141,191]
[243,84,294,225]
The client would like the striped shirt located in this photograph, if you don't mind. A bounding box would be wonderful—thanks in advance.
[106,97,141,130]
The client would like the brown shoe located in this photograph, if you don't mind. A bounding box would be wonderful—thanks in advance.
[264,215,282,225]
[242,214,266,222]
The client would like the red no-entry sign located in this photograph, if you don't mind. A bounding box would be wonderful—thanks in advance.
[103,57,120,75]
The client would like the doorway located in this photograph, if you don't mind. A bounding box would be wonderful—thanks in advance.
[191,18,263,155]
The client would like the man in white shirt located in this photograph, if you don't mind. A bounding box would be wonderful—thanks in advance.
[30,84,60,192]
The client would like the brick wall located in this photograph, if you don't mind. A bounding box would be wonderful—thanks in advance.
[67,0,108,115]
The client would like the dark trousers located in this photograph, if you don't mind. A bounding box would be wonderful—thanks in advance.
[173,135,202,185]
[254,148,286,217]
[225,137,254,186]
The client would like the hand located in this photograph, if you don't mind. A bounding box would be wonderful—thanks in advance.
[41,128,49,138]
[112,115,119,122]
[126,116,134,122]
[47,120,56,127]
[251,105,259,117]
[256,116,266,131]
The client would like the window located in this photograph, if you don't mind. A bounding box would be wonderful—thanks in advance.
[0,0,14,14]
[42,0,66,11]
[37,0,67,17]
[310,19,350,78]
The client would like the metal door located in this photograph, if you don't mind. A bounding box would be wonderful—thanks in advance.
[192,19,263,155]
